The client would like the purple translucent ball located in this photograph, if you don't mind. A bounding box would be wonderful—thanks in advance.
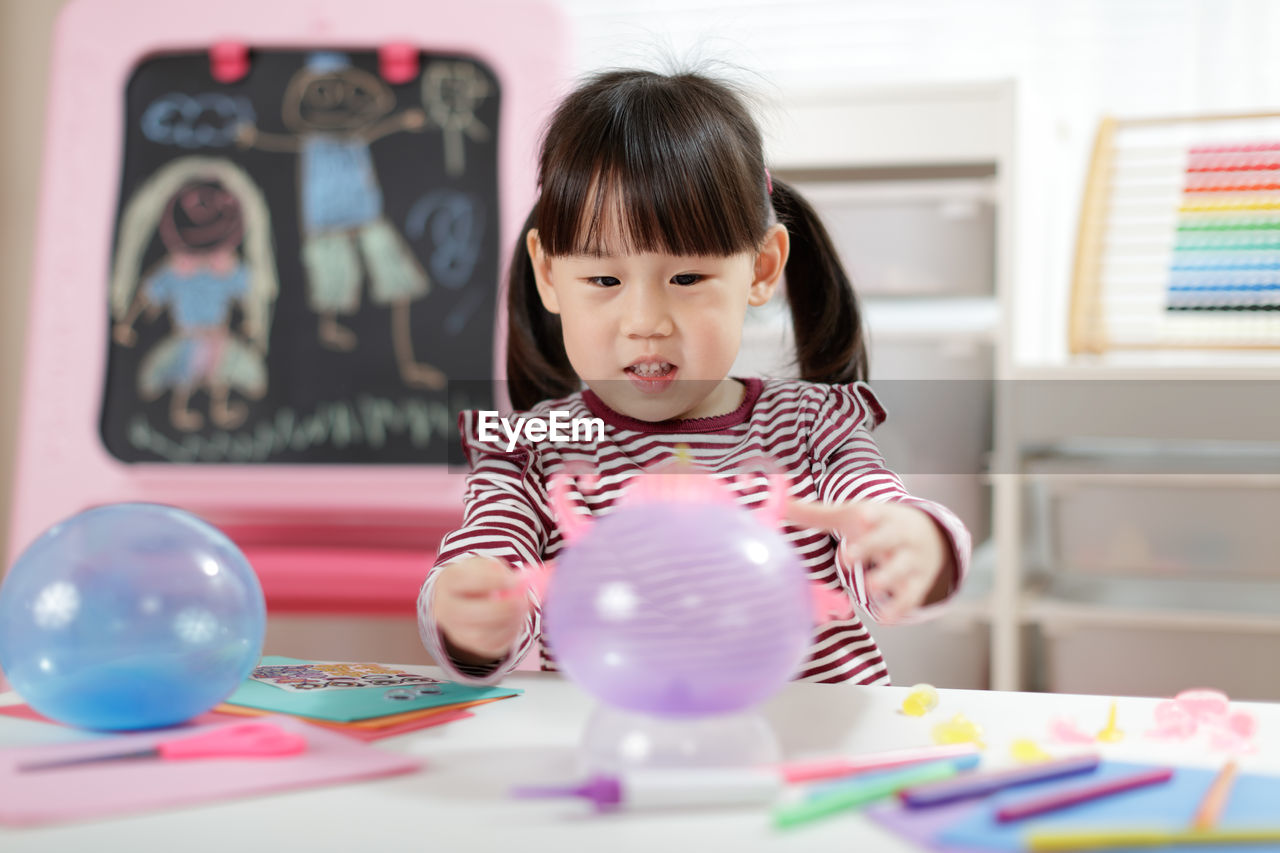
[542,500,811,716]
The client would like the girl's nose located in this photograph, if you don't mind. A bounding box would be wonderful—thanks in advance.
[619,283,674,338]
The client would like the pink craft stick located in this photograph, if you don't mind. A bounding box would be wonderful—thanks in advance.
[488,561,554,601]
[779,742,980,784]
[995,766,1174,823]
[19,722,307,772]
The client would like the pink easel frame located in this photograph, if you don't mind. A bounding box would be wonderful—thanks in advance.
[7,0,568,611]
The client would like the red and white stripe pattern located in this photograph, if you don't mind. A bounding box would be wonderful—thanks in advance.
[417,378,970,686]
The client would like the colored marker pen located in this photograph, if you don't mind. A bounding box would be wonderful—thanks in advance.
[774,759,966,829]
[779,742,980,784]
[802,754,982,800]
[512,767,784,811]
[899,753,1102,809]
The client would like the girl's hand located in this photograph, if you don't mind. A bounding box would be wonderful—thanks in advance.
[785,500,954,621]
[432,557,529,665]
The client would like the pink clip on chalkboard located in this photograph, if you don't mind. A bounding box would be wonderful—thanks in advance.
[379,43,419,84]
[210,41,250,83]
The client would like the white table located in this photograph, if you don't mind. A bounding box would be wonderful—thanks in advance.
[3,669,1278,852]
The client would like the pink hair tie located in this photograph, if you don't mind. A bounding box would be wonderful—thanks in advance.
[765,167,773,195]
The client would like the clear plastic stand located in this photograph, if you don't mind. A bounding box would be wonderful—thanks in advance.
[580,703,781,773]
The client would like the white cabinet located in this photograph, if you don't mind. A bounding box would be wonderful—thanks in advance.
[758,82,1280,699]
[1003,378,1280,698]
[747,81,1016,690]
[795,178,997,298]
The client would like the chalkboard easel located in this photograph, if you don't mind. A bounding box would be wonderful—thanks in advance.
[8,0,567,617]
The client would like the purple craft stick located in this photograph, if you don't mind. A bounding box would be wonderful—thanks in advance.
[899,754,1101,809]
[995,766,1175,822]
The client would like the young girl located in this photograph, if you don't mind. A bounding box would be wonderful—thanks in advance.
[418,68,971,686]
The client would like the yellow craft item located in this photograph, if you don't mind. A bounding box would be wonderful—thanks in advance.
[932,713,984,747]
[1010,738,1052,762]
[902,683,939,717]
[1096,701,1124,743]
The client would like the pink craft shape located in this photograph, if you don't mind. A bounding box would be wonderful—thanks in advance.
[1175,688,1230,723]
[1148,699,1198,739]
[6,0,569,617]
[1046,717,1096,745]
[1143,687,1258,753]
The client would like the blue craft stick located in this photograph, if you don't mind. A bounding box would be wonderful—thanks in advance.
[804,754,981,801]
[899,754,1101,809]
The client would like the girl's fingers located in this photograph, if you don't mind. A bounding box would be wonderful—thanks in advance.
[867,554,932,620]
[785,500,882,538]
[864,551,913,598]
[783,499,847,533]
[448,614,524,657]
[464,625,521,653]
[449,595,525,624]
[441,560,521,596]
[841,523,904,565]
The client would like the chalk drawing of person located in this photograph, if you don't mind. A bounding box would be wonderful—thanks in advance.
[237,51,446,390]
[110,157,277,431]
[420,60,492,178]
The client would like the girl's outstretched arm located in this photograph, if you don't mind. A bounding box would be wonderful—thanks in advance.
[786,499,958,622]
[432,556,528,665]
[800,383,971,625]
[418,412,551,683]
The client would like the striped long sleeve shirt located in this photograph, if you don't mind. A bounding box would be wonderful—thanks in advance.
[417,378,971,685]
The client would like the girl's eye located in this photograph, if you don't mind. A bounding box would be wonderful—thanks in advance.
[587,276,621,287]
[671,273,703,286]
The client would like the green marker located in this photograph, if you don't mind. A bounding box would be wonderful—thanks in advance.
[773,760,964,829]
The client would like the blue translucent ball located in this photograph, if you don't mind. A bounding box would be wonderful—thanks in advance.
[0,503,265,730]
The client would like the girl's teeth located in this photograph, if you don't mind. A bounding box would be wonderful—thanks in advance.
[631,363,672,377]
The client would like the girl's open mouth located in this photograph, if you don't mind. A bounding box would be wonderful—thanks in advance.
[625,361,677,393]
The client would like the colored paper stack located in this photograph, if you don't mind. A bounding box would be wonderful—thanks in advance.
[215,656,522,741]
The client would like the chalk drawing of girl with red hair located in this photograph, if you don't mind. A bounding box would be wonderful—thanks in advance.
[110,157,277,431]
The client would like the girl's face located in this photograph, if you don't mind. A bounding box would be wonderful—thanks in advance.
[528,225,788,422]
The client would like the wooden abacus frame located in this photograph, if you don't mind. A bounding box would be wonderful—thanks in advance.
[1070,110,1280,353]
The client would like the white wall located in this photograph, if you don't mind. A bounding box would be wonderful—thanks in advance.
[553,0,1280,362]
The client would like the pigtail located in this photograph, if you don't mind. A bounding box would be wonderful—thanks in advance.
[770,178,869,384]
[505,206,579,410]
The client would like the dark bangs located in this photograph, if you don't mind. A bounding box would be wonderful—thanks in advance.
[535,70,770,258]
